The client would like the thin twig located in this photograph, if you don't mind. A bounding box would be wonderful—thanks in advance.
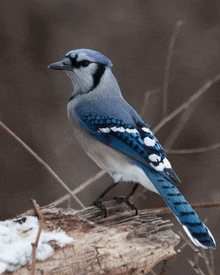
[139,88,161,119]
[47,170,106,207]
[31,199,44,275]
[153,73,220,134]
[164,142,220,154]
[188,260,205,275]
[194,250,199,270]
[0,121,85,209]
[149,270,158,275]
[178,231,214,275]
[139,90,153,118]
[209,249,214,275]
[160,259,168,275]
[163,102,198,149]
[148,201,220,215]
[200,249,214,275]
[160,253,180,275]
[163,20,184,117]
[178,231,200,252]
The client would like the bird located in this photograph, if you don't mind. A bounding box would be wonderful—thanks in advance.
[49,48,216,249]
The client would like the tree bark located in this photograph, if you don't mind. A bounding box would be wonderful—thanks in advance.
[12,200,180,275]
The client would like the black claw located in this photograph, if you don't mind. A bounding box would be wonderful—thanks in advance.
[91,199,107,217]
[114,196,138,215]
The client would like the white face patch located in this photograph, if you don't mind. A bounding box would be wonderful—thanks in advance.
[144,136,156,147]
[148,154,161,162]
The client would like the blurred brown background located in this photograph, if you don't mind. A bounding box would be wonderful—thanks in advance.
[1,1,220,274]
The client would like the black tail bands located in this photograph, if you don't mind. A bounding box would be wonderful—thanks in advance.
[143,165,216,249]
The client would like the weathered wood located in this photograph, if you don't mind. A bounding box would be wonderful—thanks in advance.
[11,200,180,275]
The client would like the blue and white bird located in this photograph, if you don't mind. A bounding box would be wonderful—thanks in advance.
[49,49,216,249]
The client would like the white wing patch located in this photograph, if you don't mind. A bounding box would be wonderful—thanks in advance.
[150,157,171,171]
[99,126,138,135]
[163,157,172,169]
[125,128,138,134]
[116,127,125,132]
[142,127,153,135]
[144,136,156,146]
[99,127,111,133]
[98,125,173,174]
[110,126,118,132]
[148,154,161,162]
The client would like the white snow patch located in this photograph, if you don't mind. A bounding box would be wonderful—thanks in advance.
[0,216,74,273]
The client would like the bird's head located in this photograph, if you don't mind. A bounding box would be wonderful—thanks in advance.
[49,49,113,95]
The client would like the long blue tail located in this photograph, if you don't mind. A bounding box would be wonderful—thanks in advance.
[145,168,216,249]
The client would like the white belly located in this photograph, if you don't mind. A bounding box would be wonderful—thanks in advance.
[74,127,159,194]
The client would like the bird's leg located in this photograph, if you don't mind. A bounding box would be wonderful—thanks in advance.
[114,183,139,215]
[91,180,121,217]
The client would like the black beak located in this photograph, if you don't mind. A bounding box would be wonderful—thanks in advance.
[48,57,73,71]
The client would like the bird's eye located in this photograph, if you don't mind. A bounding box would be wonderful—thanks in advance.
[80,60,91,67]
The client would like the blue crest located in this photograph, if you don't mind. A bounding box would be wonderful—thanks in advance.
[65,49,113,67]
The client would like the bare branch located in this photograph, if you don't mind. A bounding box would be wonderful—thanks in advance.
[163,102,198,149]
[160,253,180,275]
[149,270,158,275]
[30,199,44,275]
[178,231,215,275]
[15,201,179,274]
[48,170,106,207]
[178,231,200,252]
[153,73,220,134]
[200,249,214,275]
[165,142,220,154]
[188,260,206,275]
[148,201,220,215]
[139,88,160,118]
[210,249,215,275]
[139,90,153,118]
[0,121,85,209]
[163,20,184,117]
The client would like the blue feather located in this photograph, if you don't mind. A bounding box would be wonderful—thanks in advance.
[50,48,216,249]
[139,163,216,248]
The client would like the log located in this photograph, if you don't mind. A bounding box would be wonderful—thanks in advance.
[11,200,180,275]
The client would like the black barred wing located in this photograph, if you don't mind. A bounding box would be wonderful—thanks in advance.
[79,113,180,184]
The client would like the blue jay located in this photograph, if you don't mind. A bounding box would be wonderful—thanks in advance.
[49,49,216,249]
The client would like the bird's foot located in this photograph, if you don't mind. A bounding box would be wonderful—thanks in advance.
[91,198,107,217]
[114,196,138,215]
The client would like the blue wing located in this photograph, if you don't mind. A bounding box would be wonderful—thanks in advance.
[71,98,216,249]
[73,98,180,184]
